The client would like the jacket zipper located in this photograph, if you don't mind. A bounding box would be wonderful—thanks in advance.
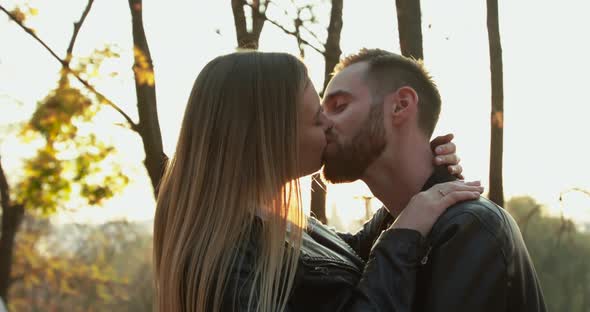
[305,258,362,275]
[420,246,432,265]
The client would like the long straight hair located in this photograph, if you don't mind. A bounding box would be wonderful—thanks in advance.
[153,51,308,312]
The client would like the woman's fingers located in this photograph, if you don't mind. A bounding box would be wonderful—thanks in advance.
[441,191,481,207]
[430,133,454,152]
[434,154,460,166]
[434,142,457,156]
[435,181,484,198]
[447,180,482,189]
[447,164,463,175]
[391,180,484,237]
[434,181,484,211]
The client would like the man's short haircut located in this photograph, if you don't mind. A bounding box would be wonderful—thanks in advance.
[333,48,442,137]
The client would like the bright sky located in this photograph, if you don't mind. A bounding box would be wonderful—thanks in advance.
[1,0,589,230]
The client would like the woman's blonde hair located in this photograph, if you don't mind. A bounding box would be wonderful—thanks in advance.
[153,51,308,311]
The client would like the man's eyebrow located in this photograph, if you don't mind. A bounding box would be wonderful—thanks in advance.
[322,90,353,104]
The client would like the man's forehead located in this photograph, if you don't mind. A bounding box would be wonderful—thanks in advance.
[332,62,368,85]
[324,62,369,100]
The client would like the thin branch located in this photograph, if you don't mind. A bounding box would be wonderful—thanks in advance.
[0,4,139,132]
[0,5,64,66]
[296,5,325,47]
[245,3,325,55]
[76,78,139,132]
[268,1,326,49]
[263,12,325,55]
[65,0,95,61]
[300,22,325,48]
[295,19,305,58]
[565,188,590,197]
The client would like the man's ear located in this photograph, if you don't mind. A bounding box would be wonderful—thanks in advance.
[389,86,419,125]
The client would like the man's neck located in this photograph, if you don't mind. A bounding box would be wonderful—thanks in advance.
[362,134,434,218]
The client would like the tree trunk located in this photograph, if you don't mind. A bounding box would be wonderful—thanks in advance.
[231,0,267,49]
[395,0,423,60]
[128,0,167,197]
[0,206,24,303]
[322,0,343,94]
[310,0,344,224]
[486,0,505,207]
[0,158,25,304]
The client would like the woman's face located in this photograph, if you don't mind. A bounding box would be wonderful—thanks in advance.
[297,80,333,177]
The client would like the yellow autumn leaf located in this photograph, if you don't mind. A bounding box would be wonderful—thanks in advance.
[11,8,26,23]
[134,66,155,86]
[133,46,155,86]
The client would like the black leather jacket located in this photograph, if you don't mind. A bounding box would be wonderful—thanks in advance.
[222,169,547,311]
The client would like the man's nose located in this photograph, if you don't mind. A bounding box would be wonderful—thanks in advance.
[320,112,334,132]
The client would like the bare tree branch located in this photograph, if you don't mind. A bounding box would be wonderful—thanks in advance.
[65,0,95,63]
[0,5,63,66]
[0,4,139,132]
[245,2,325,55]
[75,77,139,132]
[294,16,305,57]
[299,23,325,48]
[268,1,325,48]
[232,0,268,49]
[560,188,590,198]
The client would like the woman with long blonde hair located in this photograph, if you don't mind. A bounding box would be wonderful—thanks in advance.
[153,51,479,311]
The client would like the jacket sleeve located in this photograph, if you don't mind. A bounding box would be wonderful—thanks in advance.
[342,228,427,312]
[336,207,394,261]
[417,211,508,311]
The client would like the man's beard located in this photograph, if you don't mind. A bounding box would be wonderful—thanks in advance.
[322,102,387,184]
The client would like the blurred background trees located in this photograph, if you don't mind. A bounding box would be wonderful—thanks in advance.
[507,196,590,312]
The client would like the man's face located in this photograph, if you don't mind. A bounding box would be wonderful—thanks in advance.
[321,62,387,183]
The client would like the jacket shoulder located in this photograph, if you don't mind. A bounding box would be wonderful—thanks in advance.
[430,197,518,252]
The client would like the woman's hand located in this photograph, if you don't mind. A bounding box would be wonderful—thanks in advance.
[430,133,463,179]
[391,181,484,237]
